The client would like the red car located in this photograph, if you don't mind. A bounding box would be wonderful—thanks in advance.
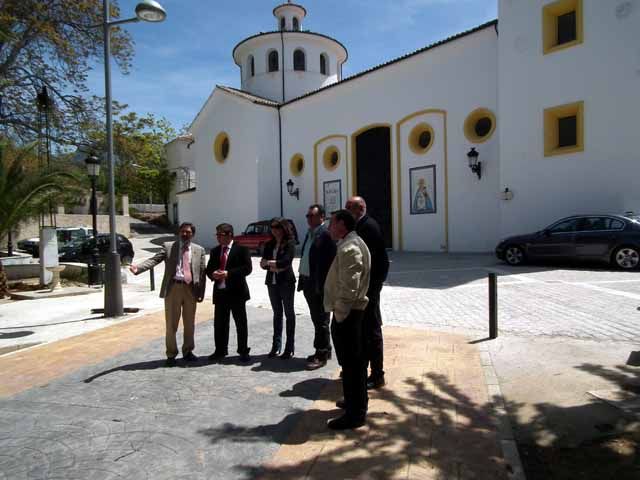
[234,219,299,254]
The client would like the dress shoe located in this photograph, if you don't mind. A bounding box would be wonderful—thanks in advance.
[280,351,294,360]
[183,352,198,362]
[208,351,227,361]
[335,398,346,409]
[327,414,365,430]
[268,348,281,358]
[165,358,177,367]
[306,356,327,370]
[367,375,386,390]
[239,352,251,363]
[306,353,317,362]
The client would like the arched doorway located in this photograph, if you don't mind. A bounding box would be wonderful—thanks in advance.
[353,125,393,247]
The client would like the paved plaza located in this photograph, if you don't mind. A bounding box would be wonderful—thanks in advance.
[1,232,639,478]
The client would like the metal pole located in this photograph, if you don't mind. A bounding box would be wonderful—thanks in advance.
[102,0,123,316]
[150,267,155,291]
[489,272,498,339]
[89,176,101,286]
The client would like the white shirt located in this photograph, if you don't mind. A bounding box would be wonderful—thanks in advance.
[218,240,233,289]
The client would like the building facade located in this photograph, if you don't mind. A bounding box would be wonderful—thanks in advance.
[167,0,640,252]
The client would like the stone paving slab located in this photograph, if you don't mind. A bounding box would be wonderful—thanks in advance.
[0,304,512,479]
[257,328,511,480]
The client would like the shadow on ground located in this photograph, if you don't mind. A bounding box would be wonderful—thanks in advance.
[192,352,640,479]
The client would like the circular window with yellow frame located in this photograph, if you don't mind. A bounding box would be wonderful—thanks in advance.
[409,122,435,155]
[213,132,230,164]
[464,108,496,144]
[289,153,304,177]
[322,146,340,171]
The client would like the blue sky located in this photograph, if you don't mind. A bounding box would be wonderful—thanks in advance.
[88,0,497,132]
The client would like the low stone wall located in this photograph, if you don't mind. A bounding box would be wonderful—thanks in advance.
[13,214,131,242]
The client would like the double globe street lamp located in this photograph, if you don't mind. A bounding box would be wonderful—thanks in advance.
[96,0,166,316]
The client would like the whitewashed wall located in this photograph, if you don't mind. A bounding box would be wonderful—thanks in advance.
[281,26,500,252]
[498,0,640,237]
[181,90,280,249]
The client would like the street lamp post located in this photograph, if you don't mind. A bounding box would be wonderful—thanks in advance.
[85,154,101,285]
[98,0,166,316]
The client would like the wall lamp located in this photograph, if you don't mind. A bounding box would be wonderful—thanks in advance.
[467,147,481,179]
[286,178,299,200]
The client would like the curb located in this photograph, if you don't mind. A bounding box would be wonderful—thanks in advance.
[478,345,527,480]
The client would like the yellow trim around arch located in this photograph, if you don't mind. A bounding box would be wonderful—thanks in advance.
[395,109,448,252]
[313,134,348,203]
[350,123,394,246]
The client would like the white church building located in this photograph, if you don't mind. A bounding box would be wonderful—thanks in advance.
[166,0,640,252]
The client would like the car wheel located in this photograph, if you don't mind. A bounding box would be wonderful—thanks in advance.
[504,245,525,266]
[612,246,639,270]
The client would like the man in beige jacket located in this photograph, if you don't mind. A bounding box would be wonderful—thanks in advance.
[130,222,206,366]
[324,209,371,430]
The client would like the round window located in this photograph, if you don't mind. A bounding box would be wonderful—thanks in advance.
[409,123,435,155]
[289,153,304,177]
[213,132,230,164]
[323,146,340,171]
[464,108,496,143]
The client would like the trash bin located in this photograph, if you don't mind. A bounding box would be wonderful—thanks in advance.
[88,263,102,286]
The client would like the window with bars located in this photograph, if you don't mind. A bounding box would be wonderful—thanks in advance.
[268,51,279,72]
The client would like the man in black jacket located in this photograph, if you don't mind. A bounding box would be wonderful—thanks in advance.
[346,196,390,389]
[206,223,253,362]
[298,204,337,370]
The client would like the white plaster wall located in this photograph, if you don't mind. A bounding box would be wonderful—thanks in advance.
[237,34,344,101]
[280,27,500,252]
[314,136,349,210]
[498,0,640,238]
[182,90,280,249]
[398,112,447,252]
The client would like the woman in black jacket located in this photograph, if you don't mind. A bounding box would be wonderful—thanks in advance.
[260,217,297,358]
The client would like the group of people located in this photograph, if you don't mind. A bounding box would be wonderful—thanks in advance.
[129,195,389,430]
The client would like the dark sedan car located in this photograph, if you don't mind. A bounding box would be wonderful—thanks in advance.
[59,233,135,265]
[496,213,640,270]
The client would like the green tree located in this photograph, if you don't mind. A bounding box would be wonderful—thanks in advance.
[0,139,83,253]
[0,0,134,144]
[85,108,176,211]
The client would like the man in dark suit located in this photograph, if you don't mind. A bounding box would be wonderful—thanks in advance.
[297,204,337,370]
[346,196,390,389]
[130,222,207,367]
[206,222,252,362]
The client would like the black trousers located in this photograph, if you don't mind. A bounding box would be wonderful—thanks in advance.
[331,310,367,421]
[213,296,249,355]
[364,284,384,378]
[301,277,331,355]
[267,282,296,353]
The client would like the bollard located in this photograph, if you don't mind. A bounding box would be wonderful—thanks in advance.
[150,267,155,291]
[489,272,498,338]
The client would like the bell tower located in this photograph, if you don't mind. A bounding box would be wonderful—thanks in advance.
[233,2,348,102]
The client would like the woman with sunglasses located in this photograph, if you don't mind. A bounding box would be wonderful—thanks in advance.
[260,217,297,358]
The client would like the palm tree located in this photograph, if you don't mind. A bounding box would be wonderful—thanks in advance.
[0,140,82,255]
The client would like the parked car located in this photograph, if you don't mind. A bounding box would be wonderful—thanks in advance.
[17,227,94,258]
[495,213,640,270]
[233,219,299,253]
[58,233,134,265]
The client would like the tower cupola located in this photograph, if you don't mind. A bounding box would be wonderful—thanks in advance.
[273,2,307,31]
[233,2,348,103]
